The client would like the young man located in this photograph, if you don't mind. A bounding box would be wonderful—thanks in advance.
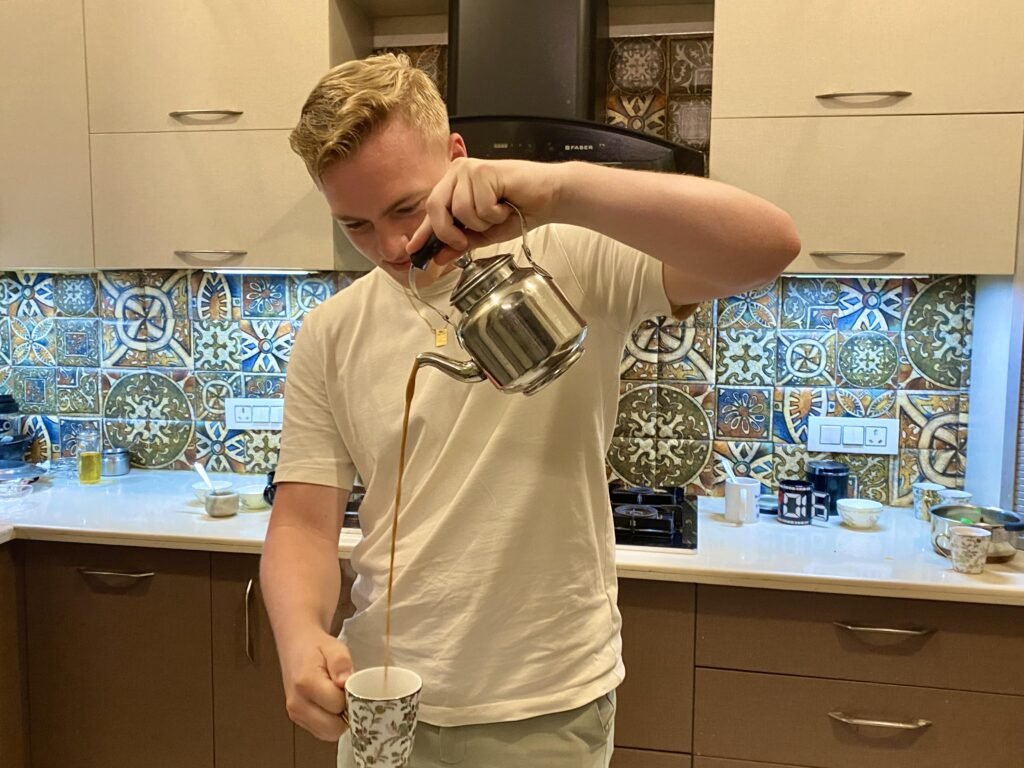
[261,54,799,767]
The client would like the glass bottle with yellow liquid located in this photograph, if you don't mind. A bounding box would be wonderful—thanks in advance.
[77,427,101,485]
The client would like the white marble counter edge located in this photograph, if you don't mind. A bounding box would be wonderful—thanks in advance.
[4,521,1023,607]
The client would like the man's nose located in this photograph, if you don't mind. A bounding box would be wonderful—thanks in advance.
[379,226,413,262]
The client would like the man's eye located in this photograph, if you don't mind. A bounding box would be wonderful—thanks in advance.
[343,222,368,232]
[396,206,420,216]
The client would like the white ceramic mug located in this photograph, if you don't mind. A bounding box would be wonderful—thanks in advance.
[724,478,760,525]
[912,482,945,521]
[345,666,422,768]
[946,526,991,575]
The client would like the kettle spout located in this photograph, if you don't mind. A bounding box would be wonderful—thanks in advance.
[415,352,487,384]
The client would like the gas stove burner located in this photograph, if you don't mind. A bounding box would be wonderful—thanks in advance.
[614,504,659,519]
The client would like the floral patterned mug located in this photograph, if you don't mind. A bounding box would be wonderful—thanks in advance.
[345,666,422,768]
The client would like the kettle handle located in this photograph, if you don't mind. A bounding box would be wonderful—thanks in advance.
[408,199,533,271]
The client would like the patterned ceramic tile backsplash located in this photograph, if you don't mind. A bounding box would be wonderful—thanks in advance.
[0,38,974,501]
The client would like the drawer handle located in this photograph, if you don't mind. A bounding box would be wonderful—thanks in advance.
[79,568,155,580]
[169,109,244,118]
[834,621,935,637]
[829,711,932,731]
[816,90,912,100]
[806,257,905,264]
[244,577,255,663]
[174,250,248,258]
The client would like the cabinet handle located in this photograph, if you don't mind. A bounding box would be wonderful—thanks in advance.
[169,109,244,118]
[809,251,905,259]
[815,90,912,100]
[833,621,935,637]
[174,249,248,258]
[79,568,155,580]
[244,577,255,663]
[829,711,932,731]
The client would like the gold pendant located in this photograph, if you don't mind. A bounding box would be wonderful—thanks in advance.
[434,328,448,347]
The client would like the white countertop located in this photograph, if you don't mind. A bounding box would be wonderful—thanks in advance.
[1,470,1022,606]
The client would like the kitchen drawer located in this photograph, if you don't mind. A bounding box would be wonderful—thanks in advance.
[695,759,805,768]
[709,113,1024,275]
[613,748,692,768]
[694,668,1024,768]
[712,0,1024,117]
[696,586,1024,696]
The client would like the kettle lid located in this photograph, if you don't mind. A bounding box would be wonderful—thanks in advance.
[451,253,517,310]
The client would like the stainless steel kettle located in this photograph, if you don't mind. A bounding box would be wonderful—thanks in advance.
[407,204,587,395]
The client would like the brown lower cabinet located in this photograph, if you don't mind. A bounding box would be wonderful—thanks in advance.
[25,542,214,768]
[613,747,692,767]
[0,543,29,768]
[694,759,804,768]
[694,667,1024,768]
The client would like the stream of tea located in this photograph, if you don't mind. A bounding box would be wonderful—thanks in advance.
[384,362,419,682]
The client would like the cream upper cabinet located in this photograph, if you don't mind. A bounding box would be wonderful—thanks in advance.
[710,113,1024,275]
[712,0,1024,118]
[91,131,335,269]
[0,0,94,270]
[84,0,329,133]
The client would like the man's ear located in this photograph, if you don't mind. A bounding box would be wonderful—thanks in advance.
[449,132,468,160]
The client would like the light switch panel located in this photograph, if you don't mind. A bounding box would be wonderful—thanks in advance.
[226,398,283,431]
[807,416,898,455]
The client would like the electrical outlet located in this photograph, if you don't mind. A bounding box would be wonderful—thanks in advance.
[226,398,283,431]
[807,416,898,455]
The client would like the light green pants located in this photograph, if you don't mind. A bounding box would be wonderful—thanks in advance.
[338,692,616,768]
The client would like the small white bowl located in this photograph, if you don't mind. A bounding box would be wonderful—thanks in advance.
[837,498,883,529]
[238,484,269,510]
[192,480,233,502]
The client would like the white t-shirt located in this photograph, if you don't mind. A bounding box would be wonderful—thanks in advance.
[275,223,677,727]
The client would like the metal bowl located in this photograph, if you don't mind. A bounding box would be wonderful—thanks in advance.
[930,503,1024,563]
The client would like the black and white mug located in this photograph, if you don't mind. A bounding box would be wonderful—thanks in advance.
[777,480,830,526]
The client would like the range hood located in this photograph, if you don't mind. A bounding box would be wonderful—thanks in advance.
[446,0,705,175]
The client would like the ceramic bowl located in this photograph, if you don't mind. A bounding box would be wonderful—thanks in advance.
[938,489,973,505]
[191,480,233,502]
[238,484,269,510]
[837,498,883,529]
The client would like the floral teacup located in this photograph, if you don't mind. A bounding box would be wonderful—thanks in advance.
[346,666,421,768]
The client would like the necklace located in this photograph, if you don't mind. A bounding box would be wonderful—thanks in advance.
[403,287,451,347]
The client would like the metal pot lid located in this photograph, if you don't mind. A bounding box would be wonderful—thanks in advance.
[931,503,1024,530]
[451,253,517,310]
[0,459,47,481]
[103,447,130,456]
[806,460,848,475]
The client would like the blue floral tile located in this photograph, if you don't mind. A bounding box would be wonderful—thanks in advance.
[11,318,56,366]
[195,421,247,473]
[716,387,771,440]
[608,436,658,487]
[242,276,289,319]
[194,371,244,421]
[192,320,239,371]
[658,321,714,383]
[142,270,190,318]
[0,318,10,366]
[900,276,973,390]
[102,369,194,422]
[831,452,891,504]
[142,271,192,368]
[836,278,902,331]
[715,328,775,386]
[772,387,837,444]
[658,439,715,495]
[0,274,19,309]
[13,369,58,413]
[101,320,149,368]
[57,367,101,415]
[773,444,814,485]
[836,331,899,389]
[98,272,145,320]
[191,271,239,321]
[777,330,836,387]
[780,276,840,329]
[6,273,56,318]
[244,430,281,474]
[55,319,100,367]
[620,316,660,380]
[716,280,779,329]
[893,449,964,505]
[289,273,335,319]
[239,320,293,373]
[0,368,13,396]
[712,440,773,493]
[244,374,286,399]
[21,414,59,461]
[896,391,963,452]
[59,417,101,458]
[834,388,896,419]
[53,274,98,317]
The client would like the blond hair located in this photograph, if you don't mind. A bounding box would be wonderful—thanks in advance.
[290,53,449,181]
